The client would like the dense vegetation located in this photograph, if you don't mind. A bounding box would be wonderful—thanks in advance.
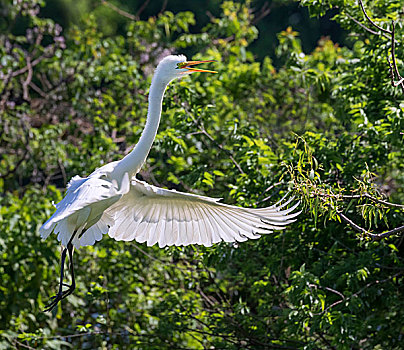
[0,0,403,349]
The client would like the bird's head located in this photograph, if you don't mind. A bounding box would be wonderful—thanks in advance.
[154,55,217,84]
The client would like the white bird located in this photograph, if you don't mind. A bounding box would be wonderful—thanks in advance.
[40,55,300,311]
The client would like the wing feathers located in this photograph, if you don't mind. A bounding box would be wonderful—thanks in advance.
[211,208,238,242]
[181,203,193,245]
[200,205,220,245]
[106,179,300,248]
[41,173,130,248]
[206,206,238,243]
[201,206,215,246]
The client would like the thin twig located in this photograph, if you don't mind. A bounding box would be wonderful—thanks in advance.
[367,225,404,240]
[16,330,124,341]
[22,56,33,101]
[338,212,404,240]
[136,0,150,19]
[390,21,404,93]
[255,182,282,205]
[201,260,231,306]
[313,271,402,315]
[29,81,47,97]
[307,189,404,209]
[358,0,392,35]
[351,272,402,298]
[252,2,272,25]
[100,0,136,21]
[11,53,52,77]
[159,0,168,15]
[345,11,379,35]
[315,332,337,350]
[308,283,346,315]
[39,72,53,90]
[351,1,403,93]
[393,77,404,87]
[58,159,67,185]
[338,211,375,233]
[12,340,36,350]
[309,284,346,300]
[340,193,404,209]
[200,127,245,174]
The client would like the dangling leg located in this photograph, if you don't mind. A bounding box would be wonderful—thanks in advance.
[43,247,68,312]
[58,241,76,299]
[44,231,77,312]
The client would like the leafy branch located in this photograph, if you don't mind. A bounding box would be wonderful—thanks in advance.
[288,136,403,241]
[338,212,404,240]
[349,0,404,93]
[358,0,392,35]
[295,179,404,240]
[310,271,403,315]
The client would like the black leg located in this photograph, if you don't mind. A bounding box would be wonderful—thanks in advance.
[56,247,68,294]
[44,232,77,312]
[59,242,76,299]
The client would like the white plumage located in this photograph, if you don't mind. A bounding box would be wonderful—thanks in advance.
[41,172,129,247]
[107,179,300,248]
[40,55,300,311]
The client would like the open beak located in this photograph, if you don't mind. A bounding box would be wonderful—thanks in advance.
[183,60,217,73]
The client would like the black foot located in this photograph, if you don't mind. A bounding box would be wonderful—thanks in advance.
[44,284,75,312]
[45,236,77,313]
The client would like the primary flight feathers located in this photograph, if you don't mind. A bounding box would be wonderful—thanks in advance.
[108,179,300,248]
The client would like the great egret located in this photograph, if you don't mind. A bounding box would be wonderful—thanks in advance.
[40,55,300,312]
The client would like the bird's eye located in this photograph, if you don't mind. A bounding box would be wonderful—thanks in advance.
[176,62,188,69]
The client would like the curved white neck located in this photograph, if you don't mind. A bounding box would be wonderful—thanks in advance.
[113,75,169,179]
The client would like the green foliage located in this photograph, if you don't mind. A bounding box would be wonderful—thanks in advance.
[1,0,403,349]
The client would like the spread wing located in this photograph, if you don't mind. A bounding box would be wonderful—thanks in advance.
[107,179,300,248]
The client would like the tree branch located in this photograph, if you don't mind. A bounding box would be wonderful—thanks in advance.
[136,0,150,19]
[390,21,404,93]
[345,11,380,36]
[10,53,52,78]
[339,193,404,209]
[358,0,392,35]
[255,182,282,205]
[305,187,404,209]
[21,56,33,101]
[252,1,272,25]
[313,272,402,315]
[100,0,137,21]
[12,340,36,350]
[392,77,404,87]
[351,271,402,298]
[338,212,404,240]
[348,1,403,93]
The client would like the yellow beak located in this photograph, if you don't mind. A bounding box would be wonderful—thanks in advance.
[183,60,217,73]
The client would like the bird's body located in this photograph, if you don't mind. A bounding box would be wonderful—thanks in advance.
[41,55,300,311]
